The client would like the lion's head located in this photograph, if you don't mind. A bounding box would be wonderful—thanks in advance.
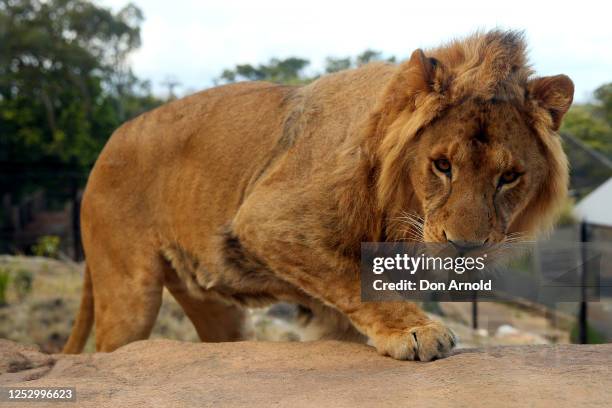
[355,30,573,248]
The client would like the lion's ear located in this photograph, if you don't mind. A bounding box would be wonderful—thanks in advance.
[404,49,440,95]
[362,49,443,151]
[379,49,441,115]
[529,75,574,131]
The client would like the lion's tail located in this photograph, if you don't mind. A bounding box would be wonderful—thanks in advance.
[63,265,94,354]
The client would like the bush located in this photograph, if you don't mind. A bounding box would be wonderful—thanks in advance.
[570,321,606,344]
[0,268,10,307]
[31,235,61,258]
[556,197,578,226]
[13,269,33,301]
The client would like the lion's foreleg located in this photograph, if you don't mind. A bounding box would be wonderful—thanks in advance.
[230,216,455,361]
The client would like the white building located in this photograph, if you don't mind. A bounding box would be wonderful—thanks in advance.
[575,178,612,227]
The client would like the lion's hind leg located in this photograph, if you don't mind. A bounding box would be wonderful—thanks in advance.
[164,267,245,342]
[88,251,165,352]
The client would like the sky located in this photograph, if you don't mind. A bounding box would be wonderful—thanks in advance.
[100,0,612,102]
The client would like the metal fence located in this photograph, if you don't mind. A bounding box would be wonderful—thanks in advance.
[1,172,85,260]
[468,221,612,344]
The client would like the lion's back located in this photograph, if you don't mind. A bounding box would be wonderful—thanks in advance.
[80,64,395,247]
[81,82,297,239]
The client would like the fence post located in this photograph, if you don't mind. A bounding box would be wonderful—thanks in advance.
[578,221,588,344]
[71,176,82,261]
[472,292,478,330]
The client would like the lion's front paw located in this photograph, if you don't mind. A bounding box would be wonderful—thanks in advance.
[373,321,456,361]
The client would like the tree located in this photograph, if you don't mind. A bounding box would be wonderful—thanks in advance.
[559,83,612,196]
[218,57,311,85]
[218,50,394,85]
[0,0,162,198]
[325,49,395,74]
[561,83,612,160]
[593,83,612,126]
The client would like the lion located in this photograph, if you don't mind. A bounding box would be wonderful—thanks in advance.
[63,30,573,361]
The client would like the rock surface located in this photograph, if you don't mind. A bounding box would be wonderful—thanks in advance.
[1,339,611,407]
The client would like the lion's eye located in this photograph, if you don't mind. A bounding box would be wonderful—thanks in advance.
[434,158,451,175]
[499,171,521,185]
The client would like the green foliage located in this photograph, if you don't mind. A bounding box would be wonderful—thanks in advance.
[218,49,395,85]
[562,105,612,159]
[13,268,33,301]
[0,268,9,306]
[562,83,612,160]
[561,83,612,195]
[594,83,612,125]
[324,57,351,74]
[556,197,578,226]
[219,57,311,85]
[326,49,395,74]
[0,0,163,198]
[31,235,61,258]
[570,321,606,344]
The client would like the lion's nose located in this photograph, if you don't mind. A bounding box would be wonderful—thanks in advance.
[447,239,487,253]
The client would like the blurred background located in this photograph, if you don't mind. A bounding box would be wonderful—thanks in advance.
[1,0,611,352]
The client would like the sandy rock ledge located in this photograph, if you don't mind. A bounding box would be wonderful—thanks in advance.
[0,339,611,407]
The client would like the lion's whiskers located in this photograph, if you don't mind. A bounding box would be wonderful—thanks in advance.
[394,211,425,242]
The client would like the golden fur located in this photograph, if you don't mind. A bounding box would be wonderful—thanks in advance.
[64,30,573,361]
